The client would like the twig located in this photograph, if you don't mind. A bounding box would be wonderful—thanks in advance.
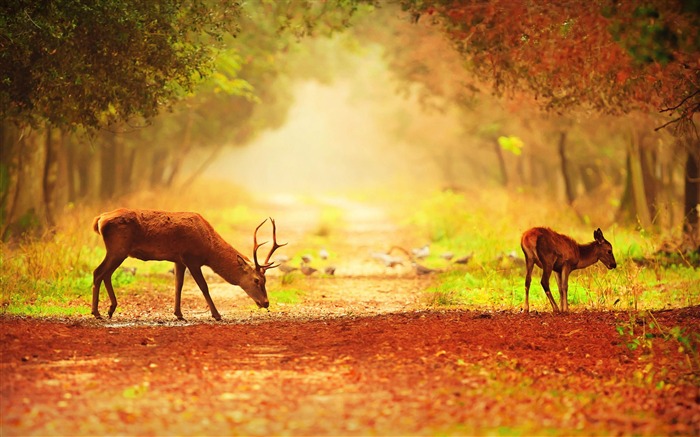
[24,10,42,29]
[659,89,700,113]
[655,115,685,132]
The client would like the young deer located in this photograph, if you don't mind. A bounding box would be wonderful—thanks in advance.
[520,227,616,313]
[91,209,285,320]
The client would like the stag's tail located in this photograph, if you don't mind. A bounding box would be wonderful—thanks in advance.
[92,215,102,235]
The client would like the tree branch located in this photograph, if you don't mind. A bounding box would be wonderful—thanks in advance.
[659,89,700,114]
[655,115,685,132]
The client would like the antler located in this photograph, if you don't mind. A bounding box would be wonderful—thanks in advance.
[253,217,287,273]
[264,218,287,267]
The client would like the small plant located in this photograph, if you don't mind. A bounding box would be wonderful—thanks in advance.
[424,288,461,307]
[616,310,700,385]
[615,312,655,353]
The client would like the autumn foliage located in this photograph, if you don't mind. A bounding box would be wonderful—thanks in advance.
[403,0,699,125]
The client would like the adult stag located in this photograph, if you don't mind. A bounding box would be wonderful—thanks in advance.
[521,227,616,313]
[91,209,285,320]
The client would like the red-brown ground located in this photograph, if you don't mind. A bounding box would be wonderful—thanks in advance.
[2,307,699,436]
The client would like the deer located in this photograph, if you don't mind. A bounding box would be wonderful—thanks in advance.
[91,208,286,321]
[520,227,617,313]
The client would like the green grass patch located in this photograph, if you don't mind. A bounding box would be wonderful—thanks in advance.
[269,288,305,305]
[410,190,700,312]
[423,269,522,309]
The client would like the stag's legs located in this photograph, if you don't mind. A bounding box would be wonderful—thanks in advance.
[554,271,564,311]
[187,264,222,321]
[559,268,571,312]
[173,262,186,320]
[523,257,535,313]
[92,255,126,319]
[540,266,560,312]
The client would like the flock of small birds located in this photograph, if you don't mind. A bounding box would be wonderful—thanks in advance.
[273,250,336,277]
[271,243,482,278]
[125,245,522,278]
[370,245,475,276]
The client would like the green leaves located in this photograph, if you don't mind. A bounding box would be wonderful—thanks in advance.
[208,51,257,100]
[497,135,523,156]
[0,0,242,130]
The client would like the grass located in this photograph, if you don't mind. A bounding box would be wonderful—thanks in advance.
[406,189,700,312]
[0,181,257,317]
[1,183,698,317]
[269,288,306,305]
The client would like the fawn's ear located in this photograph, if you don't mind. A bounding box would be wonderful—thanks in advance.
[594,228,604,242]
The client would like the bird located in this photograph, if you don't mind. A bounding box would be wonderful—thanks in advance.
[412,262,439,275]
[441,252,454,261]
[324,266,336,275]
[371,251,404,267]
[273,254,290,264]
[300,263,317,276]
[453,253,474,265]
[278,263,298,274]
[301,254,313,264]
[411,244,430,259]
[120,266,137,276]
[506,250,525,267]
[319,248,329,260]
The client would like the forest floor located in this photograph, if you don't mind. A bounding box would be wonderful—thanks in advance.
[1,195,699,436]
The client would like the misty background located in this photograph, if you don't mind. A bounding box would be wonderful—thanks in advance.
[1,1,695,243]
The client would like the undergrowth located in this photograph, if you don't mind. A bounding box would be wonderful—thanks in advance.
[409,189,700,312]
[1,185,698,317]
[0,181,256,317]
[615,310,700,385]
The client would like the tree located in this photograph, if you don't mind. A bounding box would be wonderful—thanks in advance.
[400,0,699,244]
[0,0,241,237]
[0,0,240,129]
[0,0,374,238]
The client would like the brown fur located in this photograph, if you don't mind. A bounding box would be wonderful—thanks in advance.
[520,227,617,312]
[91,208,279,320]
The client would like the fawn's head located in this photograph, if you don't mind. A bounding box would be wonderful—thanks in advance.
[239,218,286,309]
[593,228,617,269]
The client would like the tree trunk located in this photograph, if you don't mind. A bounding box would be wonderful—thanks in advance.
[42,127,56,227]
[73,139,97,200]
[40,128,70,229]
[165,113,194,187]
[639,133,658,223]
[683,144,699,247]
[66,134,77,202]
[617,151,634,224]
[493,140,508,186]
[580,164,602,194]
[150,149,168,188]
[100,133,117,199]
[1,122,22,240]
[3,130,47,238]
[628,129,653,228]
[558,131,576,205]
[180,143,225,189]
[121,145,136,194]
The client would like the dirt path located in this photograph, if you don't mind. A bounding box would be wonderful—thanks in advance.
[1,197,699,435]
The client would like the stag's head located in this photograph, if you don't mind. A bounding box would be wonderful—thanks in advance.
[593,228,617,270]
[238,218,286,309]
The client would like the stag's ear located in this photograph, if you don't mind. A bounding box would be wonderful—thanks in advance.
[237,255,249,268]
[594,228,604,242]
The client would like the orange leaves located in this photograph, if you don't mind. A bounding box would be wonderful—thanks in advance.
[616,69,631,84]
[407,0,697,119]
